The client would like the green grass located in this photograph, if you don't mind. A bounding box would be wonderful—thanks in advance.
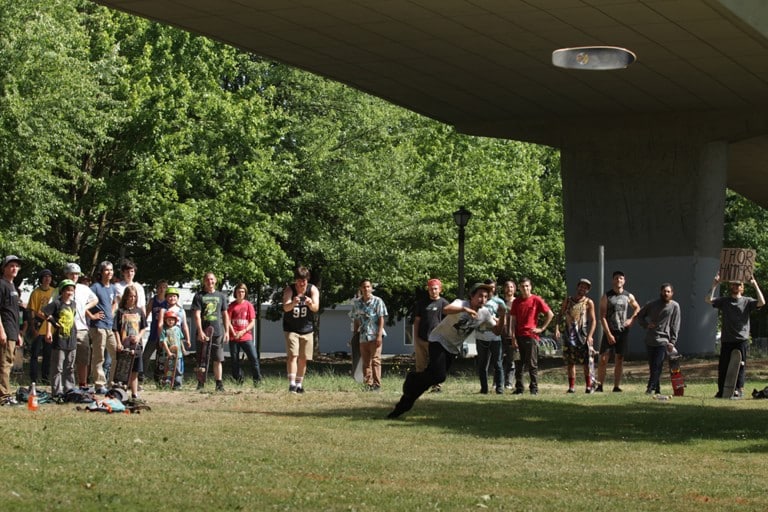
[2,365,767,511]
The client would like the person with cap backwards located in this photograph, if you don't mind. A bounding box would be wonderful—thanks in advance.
[27,268,56,384]
[387,282,497,419]
[554,278,597,393]
[57,263,98,390]
[0,255,23,401]
[509,277,554,395]
[412,278,450,392]
[42,279,78,397]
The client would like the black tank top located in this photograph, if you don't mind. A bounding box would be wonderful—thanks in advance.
[282,283,315,334]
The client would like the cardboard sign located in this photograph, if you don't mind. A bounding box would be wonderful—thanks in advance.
[719,248,756,283]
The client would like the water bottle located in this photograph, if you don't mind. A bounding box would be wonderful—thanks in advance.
[28,382,39,411]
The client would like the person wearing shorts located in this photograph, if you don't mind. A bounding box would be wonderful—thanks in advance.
[555,278,596,393]
[282,266,319,393]
[192,272,230,392]
[597,271,640,393]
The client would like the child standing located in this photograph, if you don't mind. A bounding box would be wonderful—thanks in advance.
[113,285,147,399]
[159,311,184,389]
[43,279,78,397]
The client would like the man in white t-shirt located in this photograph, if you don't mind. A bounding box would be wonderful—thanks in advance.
[114,259,146,310]
[387,282,497,419]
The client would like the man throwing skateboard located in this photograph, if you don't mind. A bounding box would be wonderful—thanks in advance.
[706,273,765,399]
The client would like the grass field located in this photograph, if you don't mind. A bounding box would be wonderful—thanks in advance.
[2,358,767,511]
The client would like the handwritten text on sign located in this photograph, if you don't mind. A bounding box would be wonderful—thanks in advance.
[719,248,756,283]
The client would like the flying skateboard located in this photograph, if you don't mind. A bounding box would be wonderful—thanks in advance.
[350,332,364,383]
[196,326,214,387]
[722,349,742,399]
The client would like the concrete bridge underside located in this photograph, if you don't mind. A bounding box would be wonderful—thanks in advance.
[95,0,768,354]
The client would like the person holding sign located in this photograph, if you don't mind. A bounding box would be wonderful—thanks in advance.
[706,273,765,399]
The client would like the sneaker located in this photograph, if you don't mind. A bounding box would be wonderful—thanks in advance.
[196,382,204,391]
[645,388,653,395]
[371,385,381,393]
[595,384,604,392]
[512,389,524,395]
[215,382,225,392]
[714,391,723,398]
[530,390,538,396]
[289,385,298,393]
[429,385,442,393]
[504,383,514,390]
[495,388,504,395]
[295,386,305,394]
[479,389,488,395]
[612,386,623,393]
[585,387,594,394]
[566,388,575,394]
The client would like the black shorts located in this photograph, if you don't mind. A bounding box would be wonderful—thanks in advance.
[600,330,629,357]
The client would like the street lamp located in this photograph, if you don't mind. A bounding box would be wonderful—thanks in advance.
[453,206,472,299]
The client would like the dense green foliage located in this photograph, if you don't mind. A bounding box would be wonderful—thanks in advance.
[0,0,565,315]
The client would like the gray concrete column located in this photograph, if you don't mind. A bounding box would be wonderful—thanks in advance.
[560,128,727,356]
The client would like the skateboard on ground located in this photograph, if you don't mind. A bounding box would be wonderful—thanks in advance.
[669,350,685,397]
[350,332,364,383]
[722,349,742,399]
[196,326,214,386]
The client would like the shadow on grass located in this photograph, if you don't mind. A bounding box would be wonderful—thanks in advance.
[275,396,768,446]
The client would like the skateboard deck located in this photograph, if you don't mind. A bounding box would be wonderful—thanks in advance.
[196,326,214,385]
[163,352,178,388]
[112,348,135,388]
[669,353,685,396]
[722,349,742,399]
[588,348,597,391]
[552,46,636,70]
[350,332,364,383]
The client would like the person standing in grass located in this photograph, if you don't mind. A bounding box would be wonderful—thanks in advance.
[706,273,765,399]
[554,278,596,394]
[637,283,680,395]
[413,278,450,393]
[113,285,148,399]
[159,311,185,389]
[88,261,119,395]
[28,269,55,385]
[0,256,23,401]
[282,266,319,393]
[143,280,168,384]
[227,283,262,386]
[193,272,230,392]
[43,279,78,398]
[596,270,640,393]
[387,282,496,419]
[509,278,554,396]
[475,278,507,395]
[500,279,519,391]
[350,279,388,392]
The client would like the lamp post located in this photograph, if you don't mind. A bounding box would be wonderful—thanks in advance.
[453,206,472,299]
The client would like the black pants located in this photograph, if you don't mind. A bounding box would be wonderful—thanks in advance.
[392,342,456,415]
[717,340,748,393]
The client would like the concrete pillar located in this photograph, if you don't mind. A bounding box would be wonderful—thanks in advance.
[560,127,726,356]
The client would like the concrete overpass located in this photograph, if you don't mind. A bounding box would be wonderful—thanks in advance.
[94,0,768,354]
